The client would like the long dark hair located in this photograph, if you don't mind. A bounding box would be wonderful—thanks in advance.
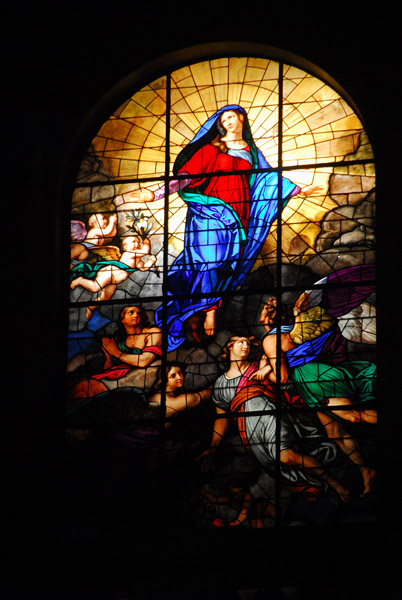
[211,108,245,153]
[173,105,255,176]
[219,335,261,371]
[152,361,187,392]
[114,304,151,341]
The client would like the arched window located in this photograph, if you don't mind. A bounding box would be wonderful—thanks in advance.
[64,45,376,528]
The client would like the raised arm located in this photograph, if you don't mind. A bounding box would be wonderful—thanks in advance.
[102,213,118,236]
[261,333,290,385]
[114,174,192,206]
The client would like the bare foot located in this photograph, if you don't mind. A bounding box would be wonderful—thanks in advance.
[331,480,351,504]
[188,314,202,342]
[360,467,376,497]
[362,409,377,424]
[70,277,81,290]
[85,306,95,320]
[204,309,216,336]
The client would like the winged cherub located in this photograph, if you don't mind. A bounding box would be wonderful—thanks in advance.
[70,234,157,319]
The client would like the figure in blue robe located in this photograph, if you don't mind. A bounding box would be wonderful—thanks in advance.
[155,105,301,350]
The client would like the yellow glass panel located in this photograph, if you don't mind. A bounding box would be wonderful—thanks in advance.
[252,84,278,107]
[245,65,269,82]
[314,128,334,142]
[135,160,161,176]
[286,76,326,104]
[108,149,142,164]
[171,121,197,144]
[284,65,307,79]
[169,127,187,147]
[150,118,167,139]
[139,148,166,163]
[240,84,259,106]
[172,75,196,91]
[296,133,315,150]
[283,107,308,130]
[143,95,166,116]
[183,91,204,113]
[131,89,160,109]
[176,111,205,134]
[171,66,192,85]
[143,131,165,150]
[362,175,376,190]
[212,64,228,86]
[199,87,218,112]
[313,84,342,102]
[254,106,279,133]
[171,97,195,117]
[283,79,298,97]
[332,114,363,132]
[211,57,228,68]
[264,61,280,80]
[284,120,311,137]
[118,160,139,178]
[215,83,229,106]
[227,84,243,107]
[190,61,213,87]
[305,100,347,131]
[228,57,248,82]
[95,119,133,144]
[298,100,324,120]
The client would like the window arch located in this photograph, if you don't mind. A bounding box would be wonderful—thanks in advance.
[64,44,376,528]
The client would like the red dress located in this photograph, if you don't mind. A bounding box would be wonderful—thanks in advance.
[179,144,252,233]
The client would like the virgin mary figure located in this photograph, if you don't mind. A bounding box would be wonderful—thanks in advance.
[139,105,315,350]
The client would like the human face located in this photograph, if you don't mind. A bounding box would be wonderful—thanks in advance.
[220,110,244,136]
[120,306,141,328]
[229,337,251,361]
[166,366,184,392]
[121,236,138,251]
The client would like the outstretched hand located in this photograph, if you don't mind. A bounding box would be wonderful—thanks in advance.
[114,189,155,207]
[299,185,323,198]
[128,189,155,202]
[196,448,215,473]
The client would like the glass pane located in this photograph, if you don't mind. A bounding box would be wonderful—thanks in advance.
[272,165,376,271]
[89,76,168,183]
[282,64,374,166]
[66,54,377,529]
[70,178,164,312]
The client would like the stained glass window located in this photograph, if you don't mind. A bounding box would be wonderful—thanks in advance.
[66,54,376,528]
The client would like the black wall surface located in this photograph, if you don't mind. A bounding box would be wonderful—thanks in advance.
[5,3,401,598]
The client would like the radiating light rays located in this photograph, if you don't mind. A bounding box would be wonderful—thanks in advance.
[88,58,373,184]
[75,55,375,271]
